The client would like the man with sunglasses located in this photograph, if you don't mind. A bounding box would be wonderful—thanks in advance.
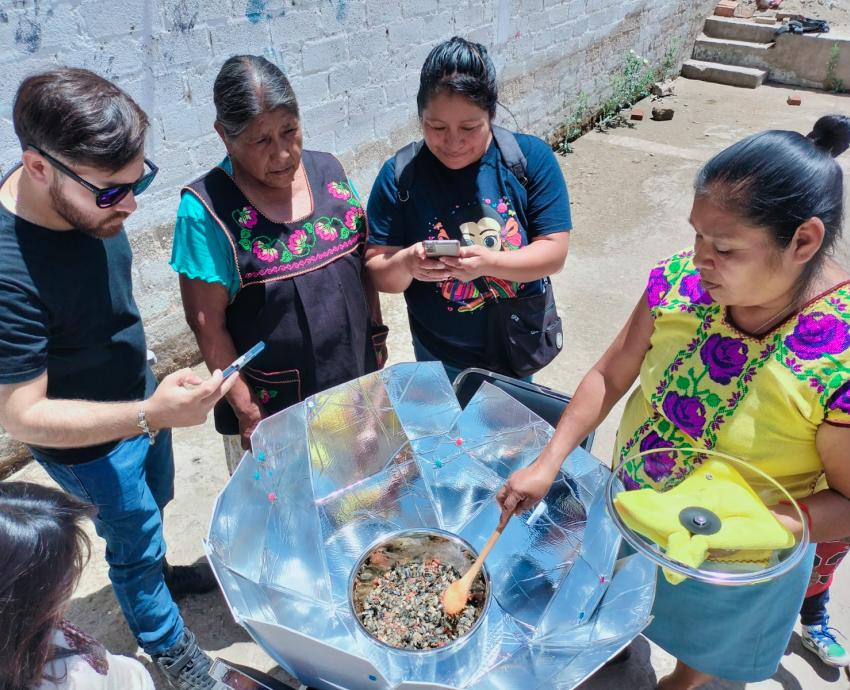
[0,68,235,690]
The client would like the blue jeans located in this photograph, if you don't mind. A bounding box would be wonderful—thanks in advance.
[411,333,465,383]
[412,333,532,384]
[800,588,829,627]
[35,431,184,655]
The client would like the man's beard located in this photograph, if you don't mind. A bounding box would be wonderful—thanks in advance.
[49,178,127,239]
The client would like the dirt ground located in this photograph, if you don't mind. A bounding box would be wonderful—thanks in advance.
[740,0,850,28]
[9,77,850,690]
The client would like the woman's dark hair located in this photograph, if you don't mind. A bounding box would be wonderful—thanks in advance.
[213,55,299,138]
[695,114,850,290]
[13,67,149,172]
[416,36,498,118]
[0,482,94,690]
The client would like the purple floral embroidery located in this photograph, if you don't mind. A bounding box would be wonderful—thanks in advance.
[647,267,670,309]
[784,356,803,373]
[699,333,749,385]
[809,376,826,394]
[662,391,707,438]
[828,380,850,415]
[785,312,850,361]
[829,297,846,312]
[679,273,713,305]
[687,337,701,353]
[326,181,352,200]
[639,431,676,481]
[726,391,742,407]
[288,229,309,256]
[759,343,777,359]
[669,357,684,373]
[620,471,641,491]
[314,220,338,241]
[252,241,279,263]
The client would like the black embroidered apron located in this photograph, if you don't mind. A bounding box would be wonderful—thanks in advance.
[183,150,377,434]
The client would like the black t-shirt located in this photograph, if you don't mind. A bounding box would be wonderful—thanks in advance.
[0,169,149,463]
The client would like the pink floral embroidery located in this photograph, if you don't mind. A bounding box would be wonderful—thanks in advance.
[315,220,338,241]
[233,206,258,229]
[344,206,365,231]
[496,201,508,214]
[326,181,352,200]
[257,388,278,404]
[252,241,279,263]
[288,229,309,255]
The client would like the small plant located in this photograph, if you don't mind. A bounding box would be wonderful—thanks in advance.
[553,46,671,153]
[661,38,681,82]
[556,91,590,154]
[825,43,845,94]
[596,50,655,130]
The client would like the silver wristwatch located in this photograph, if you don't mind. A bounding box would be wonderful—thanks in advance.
[137,408,157,445]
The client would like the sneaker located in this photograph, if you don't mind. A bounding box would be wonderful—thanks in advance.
[153,628,215,690]
[163,560,218,599]
[802,618,850,667]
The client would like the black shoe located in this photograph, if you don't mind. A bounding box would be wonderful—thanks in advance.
[153,629,215,690]
[163,560,218,599]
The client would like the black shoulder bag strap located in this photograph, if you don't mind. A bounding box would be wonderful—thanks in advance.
[393,140,423,202]
[393,127,528,202]
[491,125,529,187]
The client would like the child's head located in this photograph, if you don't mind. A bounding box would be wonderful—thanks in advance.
[0,482,94,690]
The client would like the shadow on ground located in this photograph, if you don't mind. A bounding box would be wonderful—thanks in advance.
[67,556,297,689]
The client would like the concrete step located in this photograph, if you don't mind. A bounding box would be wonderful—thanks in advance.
[703,16,778,43]
[681,59,767,88]
[693,34,774,70]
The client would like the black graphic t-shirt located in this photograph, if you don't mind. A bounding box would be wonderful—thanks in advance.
[367,132,572,368]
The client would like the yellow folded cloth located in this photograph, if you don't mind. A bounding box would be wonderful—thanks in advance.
[614,460,795,584]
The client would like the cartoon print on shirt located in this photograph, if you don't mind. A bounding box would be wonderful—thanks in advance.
[436,199,523,313]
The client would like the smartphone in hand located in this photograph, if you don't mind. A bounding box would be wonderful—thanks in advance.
[223,341,266,379]
[423,239,461,257]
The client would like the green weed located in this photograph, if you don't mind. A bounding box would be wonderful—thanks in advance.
[554,47,668,153]
[825,43,845,94]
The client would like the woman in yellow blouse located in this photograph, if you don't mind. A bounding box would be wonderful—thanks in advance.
[497,115,850,689]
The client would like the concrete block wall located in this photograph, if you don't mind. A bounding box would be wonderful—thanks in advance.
[0,0,714,470]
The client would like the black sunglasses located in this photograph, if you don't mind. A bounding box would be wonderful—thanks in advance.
[29,145,159,209]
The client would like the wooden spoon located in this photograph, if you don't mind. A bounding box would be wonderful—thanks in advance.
[441,525,504,615]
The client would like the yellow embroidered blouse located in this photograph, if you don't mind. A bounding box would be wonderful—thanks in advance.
[616,251,850,501]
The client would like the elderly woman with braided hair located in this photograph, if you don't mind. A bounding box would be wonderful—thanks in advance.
[171,55,386,472]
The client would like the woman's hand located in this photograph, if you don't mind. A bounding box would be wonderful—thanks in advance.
[769,502,806,541]
[404,243,453,282]
[439,245,495,283]
[235,399,264,451]
[496,461,559,529]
